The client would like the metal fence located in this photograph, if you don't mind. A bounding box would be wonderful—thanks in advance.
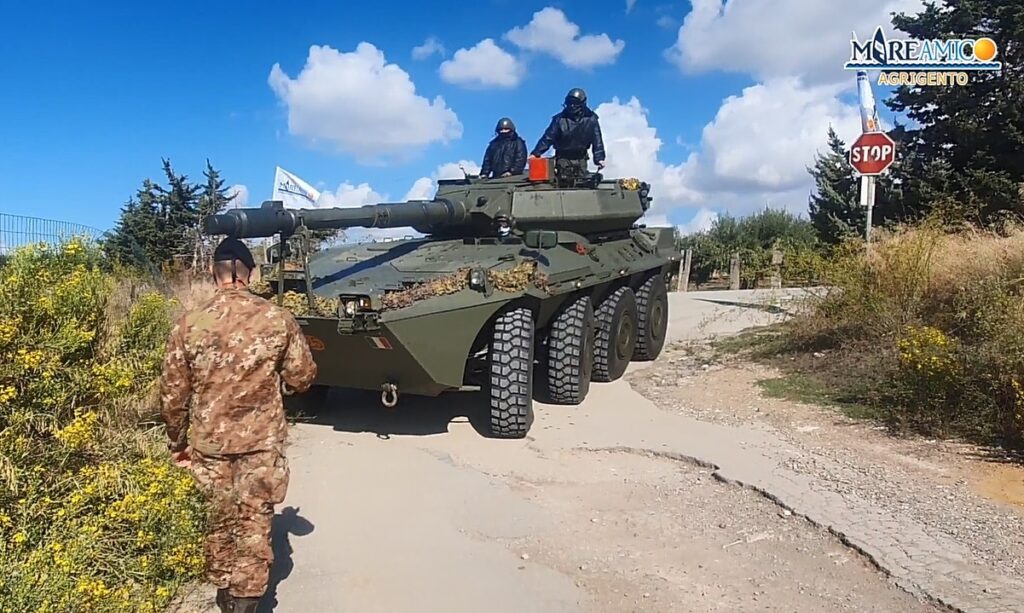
[0,213,105,255]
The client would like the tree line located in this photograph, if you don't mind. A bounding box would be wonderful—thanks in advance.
[102,159,237,269]
[678,0,1022,282]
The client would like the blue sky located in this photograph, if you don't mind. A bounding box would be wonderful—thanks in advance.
[0,0,915,234]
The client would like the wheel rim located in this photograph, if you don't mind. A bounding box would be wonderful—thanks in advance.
[650,298,665,341]
[616,314,634,359]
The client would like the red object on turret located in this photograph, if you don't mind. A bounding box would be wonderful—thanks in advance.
[529,157,552,182]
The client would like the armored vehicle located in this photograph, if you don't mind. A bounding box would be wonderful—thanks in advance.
[202,160,679,438]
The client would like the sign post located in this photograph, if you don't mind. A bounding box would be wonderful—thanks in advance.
[850,130,895,247]
[853,71,894,249]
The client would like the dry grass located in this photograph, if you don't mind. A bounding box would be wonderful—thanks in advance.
[772,222,1024,447]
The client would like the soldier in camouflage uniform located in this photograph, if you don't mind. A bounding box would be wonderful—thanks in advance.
[160,238,318,613]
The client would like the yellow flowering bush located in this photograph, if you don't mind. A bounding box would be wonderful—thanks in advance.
[0,238,206,613]
[780,223,1024,444]
[897,325,957,378]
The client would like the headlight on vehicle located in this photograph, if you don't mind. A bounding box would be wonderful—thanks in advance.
[343,300,357,316]
[469,269,486,290]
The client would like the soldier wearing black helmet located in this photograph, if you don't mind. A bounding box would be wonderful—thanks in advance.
[480,117,528,179]
[531,88,606,181]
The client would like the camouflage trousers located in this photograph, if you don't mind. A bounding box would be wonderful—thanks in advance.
[190,448,289,598]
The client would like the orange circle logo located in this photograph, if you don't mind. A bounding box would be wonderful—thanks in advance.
[974,38,997,62]
[305,335,325,351]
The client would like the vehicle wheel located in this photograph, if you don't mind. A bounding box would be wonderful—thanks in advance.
[546,295,595,404]
[488,307,535,438]
[593,287,638,382]
[633,274,669,361]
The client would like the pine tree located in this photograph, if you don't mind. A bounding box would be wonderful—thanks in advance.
[154,158,201,264]
[808,127,862,244]
[195,160,236,266]
[885,0,1024,223]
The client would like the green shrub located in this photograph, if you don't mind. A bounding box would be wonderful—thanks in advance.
[782,223,1024,446]
[0,238,205,613]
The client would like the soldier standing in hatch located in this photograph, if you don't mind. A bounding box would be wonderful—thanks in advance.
[160,238,317,613]
[531,87,606,182]
[480,117,528,179]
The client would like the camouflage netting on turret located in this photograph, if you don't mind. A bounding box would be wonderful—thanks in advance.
[380,260,550,311]
[249,260,550,317]
[248,279,340,317]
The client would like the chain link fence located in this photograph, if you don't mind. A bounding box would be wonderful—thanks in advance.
[0,213,105,256]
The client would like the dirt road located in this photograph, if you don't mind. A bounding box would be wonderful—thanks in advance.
[177,290,1017,612]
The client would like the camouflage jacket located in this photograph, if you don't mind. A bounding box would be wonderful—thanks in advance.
[159,287,317,455]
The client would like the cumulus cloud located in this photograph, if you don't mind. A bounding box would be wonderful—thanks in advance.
[697,78,861,192]
[226,184,249,209]
[595,84,860,219]
[667,0,923,83]
[678,208,719,234]
[268,43,462,160]
[439,39,526,89]
[317,182,385,209]
[505,7,625,69]
[403,160,482,201]
[595,97,701,207]
[412,36,445,60]
[404,177,435,201]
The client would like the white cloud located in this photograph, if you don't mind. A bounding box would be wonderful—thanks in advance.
[226,184,249,209]
[436,160,482,179]
[268,43,462,160]
[595,96,701,207]
[412,36,445,60]
[697,78,861,192]
[404,177,435,201]
[505,7,625,69]
[439,39,526,89]
[594,84,859,219]
[656,15,678,30]
[626,0,638,13]
[318,182,385,209]
[667,0,923,83]
[403,160,482,202]
[679,208,719,234]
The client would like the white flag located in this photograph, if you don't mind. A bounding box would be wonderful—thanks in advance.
[272,166,321,209]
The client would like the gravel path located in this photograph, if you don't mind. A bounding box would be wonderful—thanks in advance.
[629,342,1024,612]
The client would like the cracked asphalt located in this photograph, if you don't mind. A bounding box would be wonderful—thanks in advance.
[176,289,1014,612]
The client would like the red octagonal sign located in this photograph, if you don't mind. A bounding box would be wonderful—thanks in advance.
[850,131,896,175]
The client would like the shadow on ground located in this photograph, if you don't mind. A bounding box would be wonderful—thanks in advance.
[692,297,791,315]
[287,387,495,439]
[258,506,315,613]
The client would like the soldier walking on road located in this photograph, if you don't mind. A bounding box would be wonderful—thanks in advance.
[160,238,318,613]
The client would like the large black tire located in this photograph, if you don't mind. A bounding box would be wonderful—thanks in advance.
[633,274,669,361]
[546,295,595,405]
[488,307,535,438]
[592,287,638,382]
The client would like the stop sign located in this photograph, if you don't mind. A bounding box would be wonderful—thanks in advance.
[850,131,896,175]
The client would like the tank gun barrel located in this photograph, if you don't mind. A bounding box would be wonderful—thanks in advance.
[203,199,467,238]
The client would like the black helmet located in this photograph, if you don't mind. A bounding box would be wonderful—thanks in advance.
[495,117,516,132]
[564,87,587,106]
[213,237,255,270]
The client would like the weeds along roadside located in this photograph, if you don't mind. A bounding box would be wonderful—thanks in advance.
[0,238,206,613]
[726,221,1024,451]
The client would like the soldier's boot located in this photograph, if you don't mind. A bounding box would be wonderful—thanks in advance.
[215,588,232,613]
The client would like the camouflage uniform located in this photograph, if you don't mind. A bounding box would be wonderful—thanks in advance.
[160,287,317,600]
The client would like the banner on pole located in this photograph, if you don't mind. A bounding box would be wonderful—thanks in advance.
[272,167,321,209]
